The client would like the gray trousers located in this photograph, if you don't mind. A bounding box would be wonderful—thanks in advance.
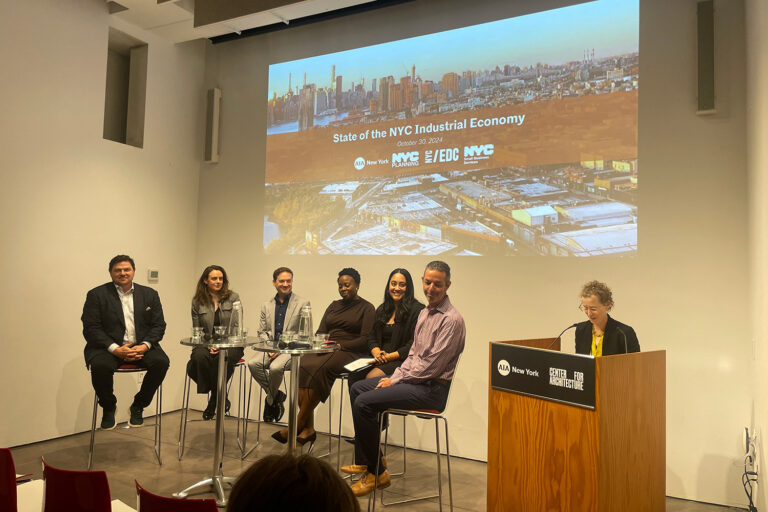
[247,352,290,404]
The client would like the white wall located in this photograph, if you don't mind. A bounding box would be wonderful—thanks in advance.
[0,0,206,445]
[195,0,753,506]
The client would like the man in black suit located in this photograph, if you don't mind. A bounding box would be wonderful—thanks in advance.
[81,255,169,429]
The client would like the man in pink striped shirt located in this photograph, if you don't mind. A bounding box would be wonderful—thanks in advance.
[345,260,466,497]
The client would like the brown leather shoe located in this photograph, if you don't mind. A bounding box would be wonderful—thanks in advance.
[340,464,367,474]
[350,470,390,497]
[341,456,387,475]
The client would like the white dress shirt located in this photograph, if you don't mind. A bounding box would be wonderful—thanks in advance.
[108,284,151,353]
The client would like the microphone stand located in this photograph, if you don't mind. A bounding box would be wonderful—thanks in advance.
[616,327,628,354]
[547,323,578,350]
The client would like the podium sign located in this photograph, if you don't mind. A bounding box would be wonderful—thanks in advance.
[490,342,596,409]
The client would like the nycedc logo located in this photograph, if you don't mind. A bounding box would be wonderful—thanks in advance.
[354,157,366,170]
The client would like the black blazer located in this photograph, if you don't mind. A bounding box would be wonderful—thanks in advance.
[81,282,167,365]
[574,315,639,356]
[367,301,425,359]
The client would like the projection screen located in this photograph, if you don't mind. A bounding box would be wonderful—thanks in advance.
[264,0,638,257]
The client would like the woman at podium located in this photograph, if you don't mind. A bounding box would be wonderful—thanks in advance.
[575,280,640,356]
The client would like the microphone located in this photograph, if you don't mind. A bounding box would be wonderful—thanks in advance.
[546,323,578,350]
[616,327,628,354]
[278,341,311,350]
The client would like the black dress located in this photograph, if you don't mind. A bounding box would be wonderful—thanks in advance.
[187,296,244,394]
[349,300,425,385]
[298,297,375,401]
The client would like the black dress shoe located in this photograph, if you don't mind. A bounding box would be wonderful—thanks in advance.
[271,430,288,444]
[274,400,285,423]
[263,400,276,422]
[268,390,286,422]
[203,397,216,420]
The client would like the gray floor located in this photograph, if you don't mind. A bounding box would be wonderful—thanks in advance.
[10,410,746,511]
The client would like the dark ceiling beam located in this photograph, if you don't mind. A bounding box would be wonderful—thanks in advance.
[209,0,415,44]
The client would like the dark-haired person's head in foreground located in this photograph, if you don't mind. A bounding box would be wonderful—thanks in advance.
[227,454,360,512]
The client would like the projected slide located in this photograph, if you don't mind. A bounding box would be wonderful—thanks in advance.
[264,0,638,256]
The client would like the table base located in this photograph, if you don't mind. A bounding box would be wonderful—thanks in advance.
[174,475,236,507]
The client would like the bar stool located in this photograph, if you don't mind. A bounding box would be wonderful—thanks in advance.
[334,373,351,471]
[240,369,283,459]
[87,364,162,470]
[372,404,454,511]
[336,374,406,478]
[239,363,330,458]
[308,375,340,459]
[178,358,247,460]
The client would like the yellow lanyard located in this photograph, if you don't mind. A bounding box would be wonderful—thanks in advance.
[591,330,604,357]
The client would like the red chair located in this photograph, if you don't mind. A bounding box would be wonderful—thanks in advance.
[42,457,111,512]
[0,448,18,512]
[136,480,217,511]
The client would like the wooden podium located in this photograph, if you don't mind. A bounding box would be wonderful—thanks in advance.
[487,338,665,511]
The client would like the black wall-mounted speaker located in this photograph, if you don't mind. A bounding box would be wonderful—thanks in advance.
[204,87,221,162]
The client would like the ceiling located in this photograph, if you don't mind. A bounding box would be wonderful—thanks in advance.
[107,0,378,44]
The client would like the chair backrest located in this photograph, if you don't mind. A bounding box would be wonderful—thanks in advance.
[136,481,218,512]
[42,457,111,512]
[0,448,17,512]
[419,353,463,416]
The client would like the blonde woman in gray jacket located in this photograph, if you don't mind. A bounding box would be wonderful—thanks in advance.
[189,265,243,420]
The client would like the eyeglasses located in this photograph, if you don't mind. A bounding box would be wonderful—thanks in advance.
[578,304,605,314]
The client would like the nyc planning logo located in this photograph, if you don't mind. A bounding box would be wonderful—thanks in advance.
[392,151,420,168]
